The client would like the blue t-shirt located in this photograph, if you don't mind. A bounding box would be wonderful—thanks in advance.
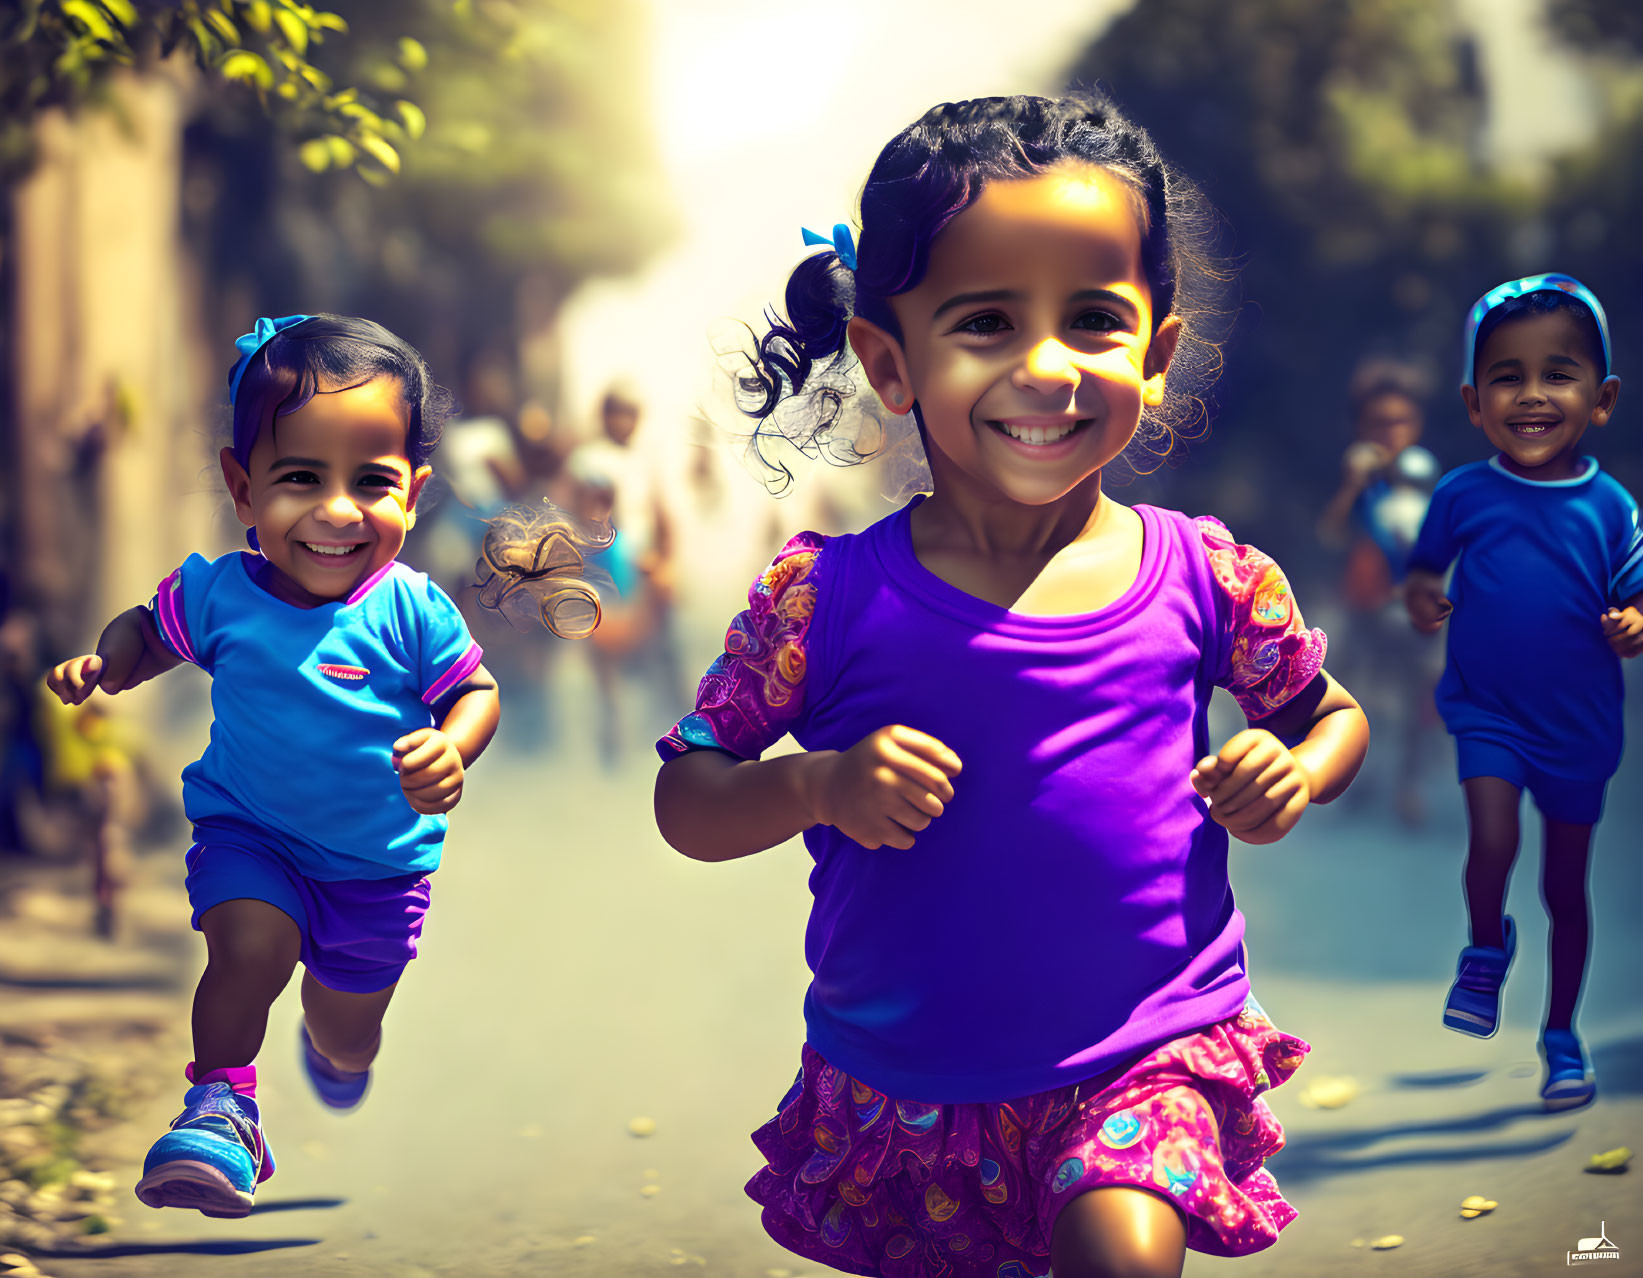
[1408,456,1643,779]
[151,553,483,880]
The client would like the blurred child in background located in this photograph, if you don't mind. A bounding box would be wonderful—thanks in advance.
[1318,357,1443,825]
[1406,275,1641,1111]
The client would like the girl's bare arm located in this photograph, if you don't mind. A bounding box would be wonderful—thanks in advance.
[1255,670,1368,805]
[655,749,830,863]
[656,724,962,862]
[46,606,185,704]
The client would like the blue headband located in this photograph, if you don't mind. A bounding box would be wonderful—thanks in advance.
[227,314,313,406]
[801,223,858,271]
[228,314,311,556]
[1461,274,1610,387]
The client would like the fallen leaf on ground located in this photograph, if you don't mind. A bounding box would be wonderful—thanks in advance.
[640,1183,662,1197]
[1371,1235,1404,1250]
[1298,1076,1360,1109]
[1459,1195,1498,1218]
[1586,1147,1633,1174]
[629,1115,657,1137]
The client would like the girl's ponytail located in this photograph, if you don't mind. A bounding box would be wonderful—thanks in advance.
[735,247,884,494]
[741,252,855,417]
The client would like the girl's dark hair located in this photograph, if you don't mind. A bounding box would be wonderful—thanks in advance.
[1472,291,1608,383]
[736,90,1231,488]
[228,314,454,469]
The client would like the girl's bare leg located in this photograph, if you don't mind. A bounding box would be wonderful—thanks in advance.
[300,972,398,1073]
[193,899,303,1073]
[1540,819,1595,1031]
[1461,777,1522,949]
[1050,1185,1188,1278]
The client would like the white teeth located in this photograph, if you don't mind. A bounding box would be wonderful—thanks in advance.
[1001,421,1077,445]
[304,543,358,556]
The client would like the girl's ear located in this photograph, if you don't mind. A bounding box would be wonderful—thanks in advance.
[1460,384,1483,428]
[219,448,256,528]
[403,465,433,529]
[1141,315,1182,408]
[847,317,915,415]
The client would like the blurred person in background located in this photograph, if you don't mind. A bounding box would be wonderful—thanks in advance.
[0,590,48,858]
[1317,356,1444,826]
[36,694,141,938]
[418,354,570,750]
[564,383,687,768]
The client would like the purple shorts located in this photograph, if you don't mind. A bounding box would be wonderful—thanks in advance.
[184,829,431,994]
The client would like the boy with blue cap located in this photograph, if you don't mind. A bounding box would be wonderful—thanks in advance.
[1405,274,1643,1111]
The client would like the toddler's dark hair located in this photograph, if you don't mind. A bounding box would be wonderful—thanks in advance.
[1347,356,1432,420]
[228,314,454,470]
[1472,292,1608,384]
[737,90,1232,488]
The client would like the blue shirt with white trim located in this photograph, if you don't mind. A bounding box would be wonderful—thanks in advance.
[1408,455,1643,780]
[151,552,482,880]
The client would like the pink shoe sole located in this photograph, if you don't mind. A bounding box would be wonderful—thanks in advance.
[135,1160,255,1218]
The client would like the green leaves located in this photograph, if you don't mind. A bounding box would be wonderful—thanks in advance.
[2,1,428,185]
[218,48,273,89]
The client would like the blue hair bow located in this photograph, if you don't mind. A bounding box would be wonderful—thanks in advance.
[227,314,312,404]
[802,223,858,271]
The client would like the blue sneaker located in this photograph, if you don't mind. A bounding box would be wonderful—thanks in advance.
[300,1023,371,1111]
[1443,915,1516,1037]
[1541,1028,1597,1111]
[134,1083,273,1217]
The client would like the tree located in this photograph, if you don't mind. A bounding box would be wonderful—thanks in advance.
[171,0,667,397]
[1,0,411,182]
[1065,0,1547,570]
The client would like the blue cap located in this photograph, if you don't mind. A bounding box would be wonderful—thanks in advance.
[1461,274,1610,388]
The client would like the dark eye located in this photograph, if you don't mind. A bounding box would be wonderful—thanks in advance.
[1072,310,1123,333]
[277,470,319,485]
[359,473,401,490]
[955,311,1010,336]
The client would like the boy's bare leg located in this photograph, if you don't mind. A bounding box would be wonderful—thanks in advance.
[1461,777,1521,949]
[1540,819,1595,1031]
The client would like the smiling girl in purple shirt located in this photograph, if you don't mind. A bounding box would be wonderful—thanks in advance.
[654,94,1369,1278]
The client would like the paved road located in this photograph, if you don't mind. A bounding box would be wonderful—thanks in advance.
[39,658,1643,1278]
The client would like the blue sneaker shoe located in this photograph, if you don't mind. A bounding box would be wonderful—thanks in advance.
[1541,1028,1596,1111]
[1443,915,1516,1037]
[134,1082,273,1217]
[300,1023,371,1111]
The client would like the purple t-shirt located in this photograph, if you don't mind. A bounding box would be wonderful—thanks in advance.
[659,499,1326,1103]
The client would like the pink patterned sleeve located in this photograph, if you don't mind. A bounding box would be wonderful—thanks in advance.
[1197,517,1327,720]
[656,533,826,761]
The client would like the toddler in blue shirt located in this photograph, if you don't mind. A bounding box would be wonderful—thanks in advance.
[46,316,502,1217]
[1406,274,1643,1112]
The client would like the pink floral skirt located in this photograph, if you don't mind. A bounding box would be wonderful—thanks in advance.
[747,997,1308,1277]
